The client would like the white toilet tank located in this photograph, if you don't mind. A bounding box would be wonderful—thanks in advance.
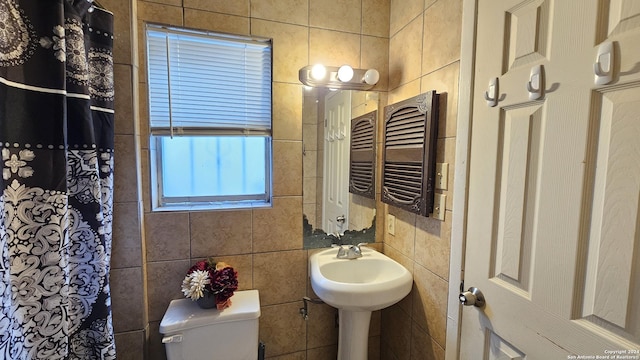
[160,290,260,360]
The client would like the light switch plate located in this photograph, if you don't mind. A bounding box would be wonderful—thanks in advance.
[432,194,446,221]
[387,214,396,235]
[435,163,448,190]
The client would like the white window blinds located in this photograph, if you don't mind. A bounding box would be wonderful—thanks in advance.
[146,25,272,134]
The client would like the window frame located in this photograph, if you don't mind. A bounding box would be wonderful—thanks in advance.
[145,24,273,211]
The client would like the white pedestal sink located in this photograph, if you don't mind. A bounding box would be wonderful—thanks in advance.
[309,247,413,360]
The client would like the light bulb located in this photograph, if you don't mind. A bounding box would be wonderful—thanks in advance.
[363,69,380,85]
[311,64,327,80]
[337,65,354,82]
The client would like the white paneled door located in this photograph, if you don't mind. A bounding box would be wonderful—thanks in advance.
[460,0,640,358]
[323,90,351,235]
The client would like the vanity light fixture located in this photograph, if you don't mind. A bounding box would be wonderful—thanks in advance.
[299,64,379,90]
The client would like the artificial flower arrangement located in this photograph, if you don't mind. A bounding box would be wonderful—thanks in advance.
[181,258,238,310]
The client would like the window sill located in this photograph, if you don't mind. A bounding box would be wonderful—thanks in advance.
[152,200,272,212]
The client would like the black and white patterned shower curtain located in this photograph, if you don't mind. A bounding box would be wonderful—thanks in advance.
[0,0,116,358]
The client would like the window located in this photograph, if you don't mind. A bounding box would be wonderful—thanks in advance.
[146,24,273,210]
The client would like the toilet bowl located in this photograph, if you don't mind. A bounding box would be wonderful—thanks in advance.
[160,290,260,360]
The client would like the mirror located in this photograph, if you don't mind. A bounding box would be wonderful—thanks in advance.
[302,88,378,248]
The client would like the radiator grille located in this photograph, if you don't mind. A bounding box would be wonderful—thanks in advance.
[381,91,438,216]
[349,111,376,199]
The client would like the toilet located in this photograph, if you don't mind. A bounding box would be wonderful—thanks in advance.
[160,290,261,360]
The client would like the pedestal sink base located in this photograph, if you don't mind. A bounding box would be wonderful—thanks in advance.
[309,247,413,359]
[338,310,371,360]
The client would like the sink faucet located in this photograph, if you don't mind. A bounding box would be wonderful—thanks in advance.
[333,243,368,259]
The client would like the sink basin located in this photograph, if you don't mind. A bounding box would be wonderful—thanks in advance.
[310,246,413,311]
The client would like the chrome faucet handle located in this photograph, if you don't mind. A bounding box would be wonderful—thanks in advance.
[351,245,362,257]
[331,244,348,258]
[342,243,364,259]
[347,243,371,259]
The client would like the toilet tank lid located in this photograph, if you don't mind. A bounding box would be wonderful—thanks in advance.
[160,290,260,334]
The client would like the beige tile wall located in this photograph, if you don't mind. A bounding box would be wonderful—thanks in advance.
[106,0,463,358]
[102,0,148,359]
[380,0,463,359]
[130,0,390,359]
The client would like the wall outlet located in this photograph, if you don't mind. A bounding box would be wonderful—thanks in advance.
[435,163,449,190]
[432,194,446,221]
[387,214,396,235]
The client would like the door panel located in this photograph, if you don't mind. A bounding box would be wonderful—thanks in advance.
[485,330,525,360]
[581,87,640,341]
[461,0,640,357]
[605,0,640,38]
[503,0,551,73]
[491,105,543,295]
[323,90,351,234]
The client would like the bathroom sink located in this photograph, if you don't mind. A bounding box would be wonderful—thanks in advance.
[309,246,412,311]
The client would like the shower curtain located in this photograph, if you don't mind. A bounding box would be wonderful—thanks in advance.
[0,0,116,358]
